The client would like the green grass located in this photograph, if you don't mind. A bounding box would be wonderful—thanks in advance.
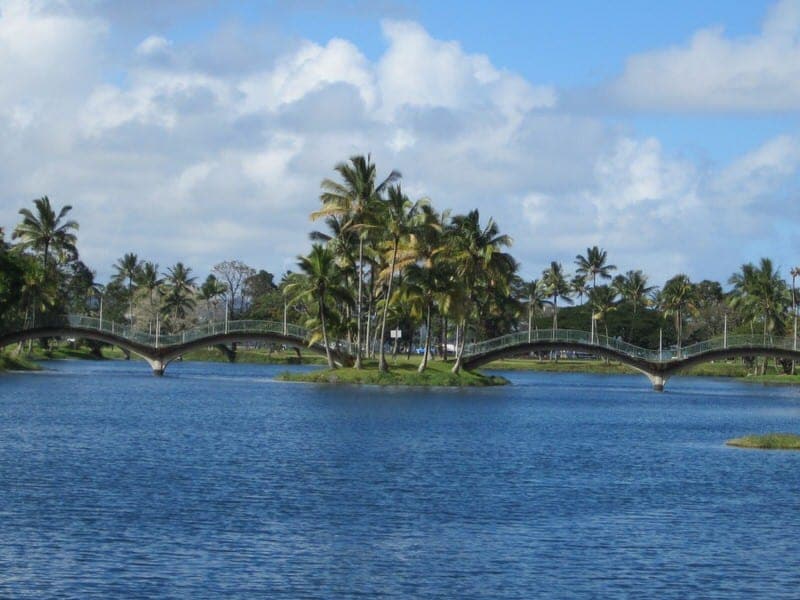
[726,433,800,450]
[277,358,508,387]
[484,357,757,378]
[181,348,327,365]
[484,358,637,374]
[0,352,41,372]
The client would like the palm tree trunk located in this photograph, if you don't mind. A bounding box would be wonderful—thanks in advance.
[552,296,558,335]
[441,315,448,361]
[354,236,364,369]
[419,303,433,373]
[528,302,532,343]
[392,321,400,358]
[379,240,399,372]
[319,301,335,369]
[451,321,466,374]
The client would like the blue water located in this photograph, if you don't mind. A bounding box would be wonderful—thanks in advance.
[2,360,800,598]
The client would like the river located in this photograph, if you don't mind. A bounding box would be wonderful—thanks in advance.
[2,360,800,598]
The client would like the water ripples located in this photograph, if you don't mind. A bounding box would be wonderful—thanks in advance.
[2,362,800,597]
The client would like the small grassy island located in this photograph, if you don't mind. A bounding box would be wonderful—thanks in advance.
[726,433,800,450]
[277,359,508,387]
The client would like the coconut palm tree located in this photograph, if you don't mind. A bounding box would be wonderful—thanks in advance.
[588,284,618,340]
[660,274,695,352]
[542,261,573,336]
[199,274,228,321]
[161,262,196,325]
[285,244,353,369]
[446,209,515,373]
[790,266,800,374]
[376,186,427,371]
[12,196,79,273]
[729,258,788,341]
[570,274,589,306]
[136,261,163,332]
[113,253,141,325]
[613,270,655,340]
[522,279,547,342]
[312,155,401,368]
[575,246,616,342]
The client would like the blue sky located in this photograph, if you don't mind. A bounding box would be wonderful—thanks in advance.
[1,0,799,285]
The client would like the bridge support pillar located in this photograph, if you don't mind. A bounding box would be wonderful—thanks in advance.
[145,358,166,376]
[215,344,236,363]
[647,373,667,392]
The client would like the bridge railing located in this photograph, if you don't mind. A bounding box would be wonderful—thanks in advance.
[463,328,800,364]
[13,315,800,364]
[55,315,352,354]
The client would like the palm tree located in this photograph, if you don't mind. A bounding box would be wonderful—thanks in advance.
[660,274,695,352]
[113,252,141,325]
[542,261,573,336]
[613,270,654,339]
[136,261,163,332]
[575,246,616,342]
[312,155,401,368]
[588,284,617,340]
[729,258,788,341]
[570,274,589,305]
[376,186,426,371]
[790,266,800,374]
[199,274,227,321]
[12,196,79,273]
[522,279,547,342]
[162,262,196,325]
[285,244,352,369]
[791,267,800,342]
[446,210,515,373]
[398,204,445,372]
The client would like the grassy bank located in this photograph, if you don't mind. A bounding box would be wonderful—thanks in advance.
[482,357,750,377]
[0,352,41,372]
[277,358,508,387]
[180,347,327,365]
[726,433,800,449]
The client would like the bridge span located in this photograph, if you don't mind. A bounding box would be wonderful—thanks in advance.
[0,315,353,375]
[462,329,800,390]
[2,316,798,390]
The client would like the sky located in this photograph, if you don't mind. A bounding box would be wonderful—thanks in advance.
[0,0,799,287]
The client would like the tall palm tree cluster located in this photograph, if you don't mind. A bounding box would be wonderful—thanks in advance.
[288,155,518,373]
[2,184,799,372]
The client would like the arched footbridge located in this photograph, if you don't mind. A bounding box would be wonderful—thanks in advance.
[2,316,799,390]
[0,315,353,375]
[462,329,800,390]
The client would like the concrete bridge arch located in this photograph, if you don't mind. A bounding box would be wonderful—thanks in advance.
[0,326,351,375]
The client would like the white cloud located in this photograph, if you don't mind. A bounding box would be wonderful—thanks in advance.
[136,34,171,56]
[607,0,800,111]
[239,38,376,113]
[377,20,556,122]
[0,2,798,290]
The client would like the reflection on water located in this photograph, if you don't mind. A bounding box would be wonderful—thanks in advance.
[2,361,800,598]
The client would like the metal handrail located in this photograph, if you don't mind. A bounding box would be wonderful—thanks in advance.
[6,315,796,364]
[7,315,352,352]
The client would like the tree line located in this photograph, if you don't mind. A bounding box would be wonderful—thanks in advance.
[1,156,799,374]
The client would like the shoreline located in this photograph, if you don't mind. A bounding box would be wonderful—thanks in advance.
[7,347,800,386]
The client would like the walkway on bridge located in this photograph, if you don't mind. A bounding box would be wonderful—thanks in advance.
[3,315,799,390]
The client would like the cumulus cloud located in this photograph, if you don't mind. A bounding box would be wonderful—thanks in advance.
[605,0,800,112]
[0,1,798,288]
